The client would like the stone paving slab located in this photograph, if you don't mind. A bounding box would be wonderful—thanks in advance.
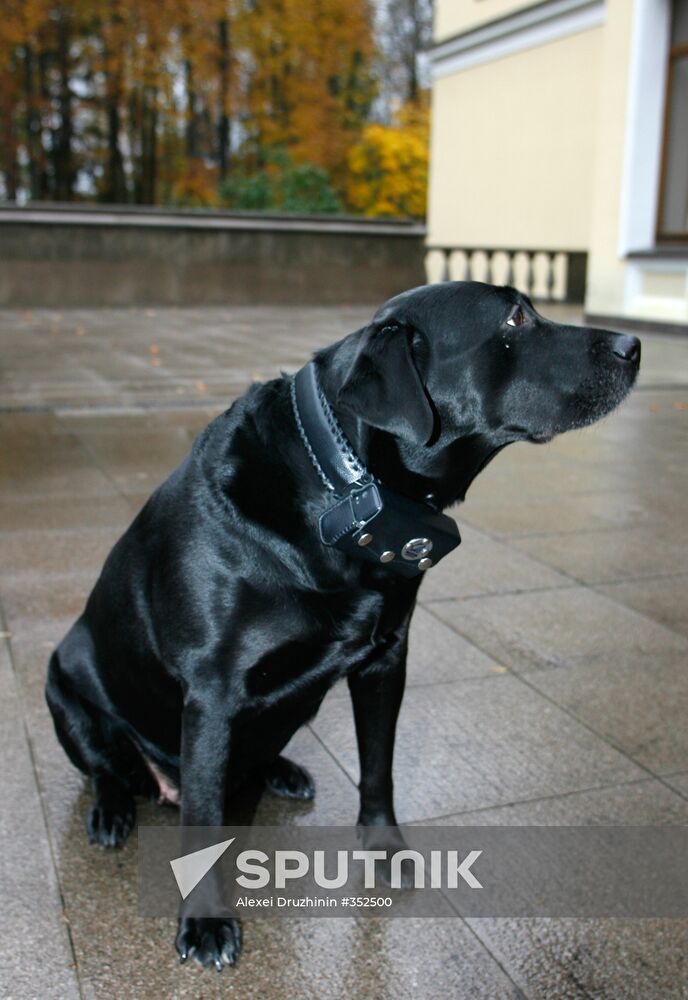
[664,772,688,798]
[0,306,373,410]
[528,648,688,774]
[428,586,688,676]
[467,917,688,1000]
[311,675,646,822]
[416,522,573,601]
[435,786,688,1000]
[512,526,688,584]
[0,716,81,1000]
[1,305,687,999]
[596,575,688,637]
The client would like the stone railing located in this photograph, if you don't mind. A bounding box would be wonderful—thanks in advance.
[425,246,587,303]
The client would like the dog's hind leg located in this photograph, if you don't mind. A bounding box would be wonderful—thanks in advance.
[45,640,151,847]
[263,755,315,801]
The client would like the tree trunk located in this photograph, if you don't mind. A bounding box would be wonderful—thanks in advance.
[105,85,127,202]
[140,87,157,204]
[2,87,18,201]
[24,45,43,200]
[54,10,74,200]
[38,50,52,198]
[217,18,230,182]
[407,0,419,103]
[185,59,199,160]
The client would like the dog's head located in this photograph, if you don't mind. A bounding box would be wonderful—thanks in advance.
[337,281,640,447]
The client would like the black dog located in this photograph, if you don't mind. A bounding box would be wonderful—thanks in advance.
[46,281,640,968]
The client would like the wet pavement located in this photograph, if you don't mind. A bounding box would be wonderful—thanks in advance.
[1,304,687,999]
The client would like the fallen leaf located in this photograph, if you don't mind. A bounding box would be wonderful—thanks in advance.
[674,401,687,411]
[150,344,160,354]
[649,403,660,413]
[490,665,508,673]
[151,358,162,367]
[195,381,207,394]
[75,326,86,337]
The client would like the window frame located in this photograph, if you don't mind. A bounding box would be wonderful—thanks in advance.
[656,38,688,242]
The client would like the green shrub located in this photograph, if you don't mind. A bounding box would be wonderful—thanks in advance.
[219,151,342,215]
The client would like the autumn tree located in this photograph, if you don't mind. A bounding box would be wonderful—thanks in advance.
[345,97,429,218]
[0,0,434,216]
[92,0,130,203]
[233,0,377,178]
[0,2,28,199]
[0,0,82,200]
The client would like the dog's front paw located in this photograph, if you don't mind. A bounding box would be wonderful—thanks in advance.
[357,823,416,889]
[264,755,315,801]
[87,778,136,848]
[176,915,242,970]
[376,852,417,889]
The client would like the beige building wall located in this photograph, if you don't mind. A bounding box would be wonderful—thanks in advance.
[429,0,688,325]
[427,26,602,251]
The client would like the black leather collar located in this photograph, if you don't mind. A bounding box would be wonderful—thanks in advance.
[291,360,367,493]
[291,362,461,577]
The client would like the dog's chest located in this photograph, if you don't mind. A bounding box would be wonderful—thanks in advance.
[243,587,405,703]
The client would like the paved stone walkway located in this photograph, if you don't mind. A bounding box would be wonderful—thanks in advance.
[1,305,687,999]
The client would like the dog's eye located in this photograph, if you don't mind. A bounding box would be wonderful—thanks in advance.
[507,307,526,328]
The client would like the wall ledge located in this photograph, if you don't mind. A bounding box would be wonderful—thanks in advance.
[429,0,605,77]
[0,203,426,238]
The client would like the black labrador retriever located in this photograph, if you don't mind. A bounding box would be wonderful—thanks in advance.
[46,281,640,968]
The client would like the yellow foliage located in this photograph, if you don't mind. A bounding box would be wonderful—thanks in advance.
[344,99,429,219]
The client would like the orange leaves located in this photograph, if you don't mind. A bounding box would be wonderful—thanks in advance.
[1,0,430,217]
[234,0,377,173]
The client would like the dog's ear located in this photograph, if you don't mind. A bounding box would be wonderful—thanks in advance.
[336,322,435,445]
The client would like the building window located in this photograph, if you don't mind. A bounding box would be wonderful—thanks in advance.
[658,0,688,240]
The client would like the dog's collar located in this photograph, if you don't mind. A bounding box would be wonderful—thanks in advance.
[291,361,368,493]
[290,362,461,577]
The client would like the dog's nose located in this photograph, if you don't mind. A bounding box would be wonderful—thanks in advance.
[610,333,641,366]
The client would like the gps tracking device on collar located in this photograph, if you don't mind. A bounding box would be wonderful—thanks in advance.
[291,362,461,578]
